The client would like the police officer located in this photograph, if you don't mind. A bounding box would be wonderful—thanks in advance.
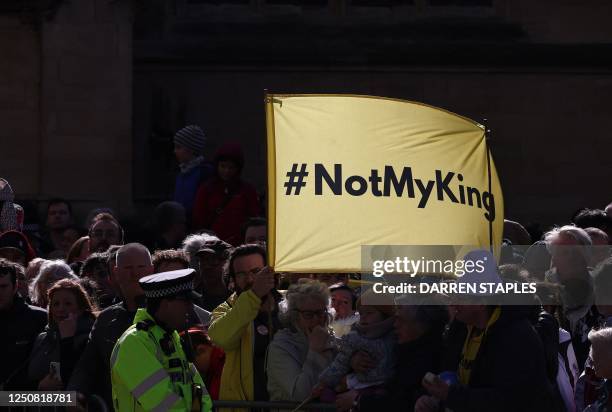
[111,269,213,411]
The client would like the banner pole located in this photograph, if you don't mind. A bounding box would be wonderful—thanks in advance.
[484,119,493,253]
[264,90,277,270]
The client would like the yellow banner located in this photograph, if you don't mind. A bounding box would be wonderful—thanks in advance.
[266,94,504,272]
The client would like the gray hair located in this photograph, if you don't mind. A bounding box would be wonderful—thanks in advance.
[589,327,612,347]
[544,225,592,263]
[279,279,330,327]
[182,233,220,269]
[25,258,48,283]
[544,225,592,248]
[29,260,78,306]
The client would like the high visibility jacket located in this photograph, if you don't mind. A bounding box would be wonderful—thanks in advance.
[208,290,260,410]
[111,308,213,412]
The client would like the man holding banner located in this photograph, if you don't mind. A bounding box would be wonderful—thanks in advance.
[263,94,557,412]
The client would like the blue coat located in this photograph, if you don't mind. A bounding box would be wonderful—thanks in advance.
[174,162,213,215]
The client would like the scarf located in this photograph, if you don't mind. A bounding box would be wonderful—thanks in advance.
[331,312,360,338]
[179,155,204,174]
[458,306,502,385]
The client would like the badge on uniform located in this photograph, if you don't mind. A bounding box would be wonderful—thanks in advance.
[257,325,269,335]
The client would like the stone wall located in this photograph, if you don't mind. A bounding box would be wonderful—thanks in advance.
[0,15,41,195]
[2,0,612,231]
[0,0,133,221]
[134,68,612,229]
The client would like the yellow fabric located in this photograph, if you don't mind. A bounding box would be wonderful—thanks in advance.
[458,306,502,385]
[265,94,504,272]
[207,290,261,411]
[111,308,212,412]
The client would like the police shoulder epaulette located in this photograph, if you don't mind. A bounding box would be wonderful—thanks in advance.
[136,319,155,331]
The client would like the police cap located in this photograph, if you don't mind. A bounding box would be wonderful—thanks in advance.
[139,268,196,299]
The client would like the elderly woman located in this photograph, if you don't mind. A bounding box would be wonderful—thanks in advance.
[29,260,78,308]
[329,283,359,338]
[584,327,612,411]
[266,279,336,402]
[544,225,599,368]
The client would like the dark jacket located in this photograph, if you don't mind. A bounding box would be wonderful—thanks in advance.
[67,302,135,408]
[0,296,47,390]
[67,300,211,409]
[443,306,559,412]
[359,330,444,412]
[28,313,95,388]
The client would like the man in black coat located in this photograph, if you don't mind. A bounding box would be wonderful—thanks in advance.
[0,258,47,390]
[417,303,559,412]
[68,243,210,410]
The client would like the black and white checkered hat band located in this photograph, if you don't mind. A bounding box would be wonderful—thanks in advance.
[144,281,193,298]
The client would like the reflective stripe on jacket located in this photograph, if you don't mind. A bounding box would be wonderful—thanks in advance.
[111,308,213,412]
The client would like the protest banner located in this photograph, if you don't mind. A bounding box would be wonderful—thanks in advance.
[265,94,504,272]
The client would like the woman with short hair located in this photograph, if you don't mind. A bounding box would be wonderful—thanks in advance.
[29,260,78,308]
[266,279,336,403]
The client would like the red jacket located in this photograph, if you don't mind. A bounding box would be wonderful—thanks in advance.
[192,178,260,245]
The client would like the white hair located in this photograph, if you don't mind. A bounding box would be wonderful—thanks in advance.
[544,225,592,263]
[279,279,330,327]
[29,259,78,307]
[589,327,612,346]
[182,233,220,269]
[544,225,592,247]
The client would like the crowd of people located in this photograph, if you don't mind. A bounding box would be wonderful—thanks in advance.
[0,125,611,411]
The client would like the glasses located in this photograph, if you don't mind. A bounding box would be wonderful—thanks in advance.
[234,267,262,279]
[295,309,328,320]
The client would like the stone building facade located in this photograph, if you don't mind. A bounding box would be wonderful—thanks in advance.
[1,0,611,231]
